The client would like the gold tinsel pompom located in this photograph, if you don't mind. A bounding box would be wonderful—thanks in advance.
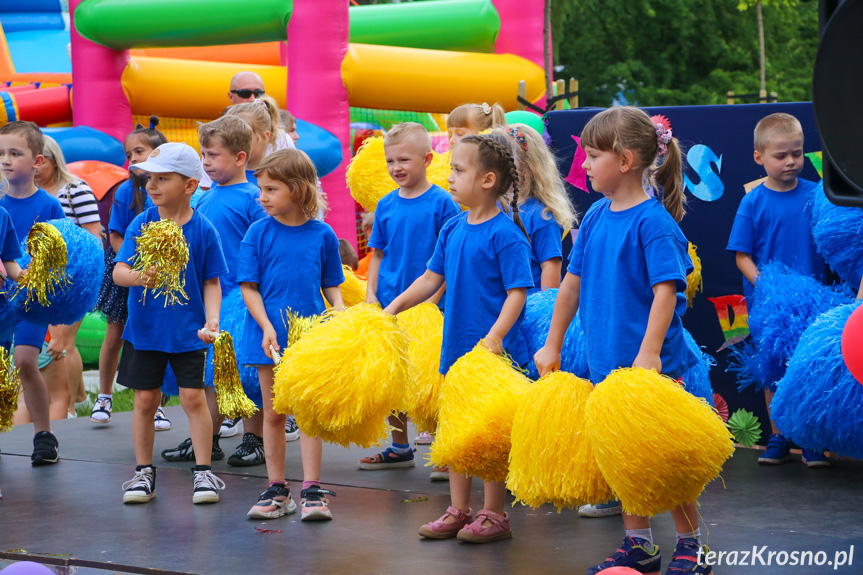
[272,303,412,448]
[585,368,734,516]
[12,222,69,308]
[397,302,444,434]
[686,242,703,308]
[131,219,189,306]
[507,371,613,511]
[0,346,21,433]
[212,331,258,419]
[430,344,532,482]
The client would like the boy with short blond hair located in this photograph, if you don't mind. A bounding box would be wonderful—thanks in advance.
[114,142,228,504]
[727,112,829,468]
[359,122,460,472]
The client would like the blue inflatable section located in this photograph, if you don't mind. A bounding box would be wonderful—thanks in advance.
[4,30,71,73]
[42,126,126,167]
[295,118,342,178]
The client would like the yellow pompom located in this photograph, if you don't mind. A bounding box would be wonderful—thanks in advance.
[686,242,703,308]
[131,219,189,306]
[585,368,734,516]
[507,371,613,511]
[212,331,258,419]
[427,149,451,192]
[430,345,532,482]
[346,136,392,212]
[272,304,412,448]
[12,222,69,308]
[0,347,21,433]
[324,266,367,309]
[397,303,444,433]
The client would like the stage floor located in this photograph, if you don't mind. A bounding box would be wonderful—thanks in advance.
[1,407,860,575]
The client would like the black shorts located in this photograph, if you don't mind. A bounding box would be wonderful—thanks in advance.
[118,340,206,391]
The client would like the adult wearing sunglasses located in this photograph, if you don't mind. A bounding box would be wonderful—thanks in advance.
[228,71,266,104]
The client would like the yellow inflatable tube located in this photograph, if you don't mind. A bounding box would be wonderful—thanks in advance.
[123,43,545,118]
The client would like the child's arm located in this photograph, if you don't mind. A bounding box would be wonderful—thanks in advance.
[540,258,562,290]
[483,287,528,354]
[323,286,345,311]
[365,250,383,304]
[735,251,759,285]
[198,277,220,344]
[3,261,20,282]
[109,232,124,254]
[632,280,677,373]
[113,262,156,288]
[241,282,279,354]
[428,281,447,305]
[534,272,580,376]
[383,269,445,315]
[858,275,863,300]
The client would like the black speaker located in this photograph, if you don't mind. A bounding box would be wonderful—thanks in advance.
[813,0,863,207]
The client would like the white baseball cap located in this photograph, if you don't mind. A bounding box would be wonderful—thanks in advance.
[129,142,202,180]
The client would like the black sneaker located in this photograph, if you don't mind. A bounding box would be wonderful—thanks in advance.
[161,438,225,462]
[220,416,243,438]
[31,431,59,466]
[285,415,300,442]
[192,468,225,504]
[123,466,157,503]
[228,433,265,467]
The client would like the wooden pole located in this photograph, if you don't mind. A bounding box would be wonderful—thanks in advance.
[518,80,527,111]
[554,78,565,110]
[569,77,578,108]
[727,91,735,105]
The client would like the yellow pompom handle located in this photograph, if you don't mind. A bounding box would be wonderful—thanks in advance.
[685,242,703,308]
[12,222,69,308]
[430,344,532,482]
[585,367,734,517]
[0,347,21,433]
[131,218,189,307]
[507,371,613,511]
[397,302,445,434]
[212,331,258,420]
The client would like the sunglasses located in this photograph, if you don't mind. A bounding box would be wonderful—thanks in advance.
[230,89,266,99]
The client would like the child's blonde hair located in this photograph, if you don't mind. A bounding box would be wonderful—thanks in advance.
[447,102,506,132]
[581,107,685,223]
[279,109,296,132]
[753,113,804,152]
[0,120,43,158]
[225,97,282,148]
[199,115,253,157]
[254,148,327,219]
[41,135,79,190]
[383,122,432,153]
[494,124,578,229]
[361,210,374,232]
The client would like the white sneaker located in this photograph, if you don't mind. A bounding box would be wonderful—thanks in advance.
[154,407,172,431]
[90,396,113,424]
[415,432,434,445]
[220,416,243,438]
[285,415,300,442]
[192,469,226,504]
[578,501,622,518]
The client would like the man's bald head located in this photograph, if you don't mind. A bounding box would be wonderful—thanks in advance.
[228,71,266,104]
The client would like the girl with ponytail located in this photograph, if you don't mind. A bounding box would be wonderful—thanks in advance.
[382,133,534,543]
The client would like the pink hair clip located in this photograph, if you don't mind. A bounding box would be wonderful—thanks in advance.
[651,114,673,155]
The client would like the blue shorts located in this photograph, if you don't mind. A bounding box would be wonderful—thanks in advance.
[13,319,48,349]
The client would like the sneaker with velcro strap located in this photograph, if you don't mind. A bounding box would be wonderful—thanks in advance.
[31,431,59,466]
[300,485,336,521]
[247,482,297,519]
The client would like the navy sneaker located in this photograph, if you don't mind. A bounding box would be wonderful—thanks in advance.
[665,538,712,574]
[801,449,831,468]
[587,536,661,575]
[358,447,416,470]
[758,434,791,465]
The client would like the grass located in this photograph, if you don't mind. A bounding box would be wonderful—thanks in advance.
[75,389,181,418]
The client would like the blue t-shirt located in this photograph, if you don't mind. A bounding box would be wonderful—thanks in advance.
[517,198,564,294]
[568,198,699,383]
[428,211,534,374]
[237,218,344,365]
[726,178,826,303]
[0,189,65,241]
[109,179,152,236]
[0,207,22,262]
[368,185,460,308]
[245,169,257,187]
[115,208,228,353]
[195,182,266,296]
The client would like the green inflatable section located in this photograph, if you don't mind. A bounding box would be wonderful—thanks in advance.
[350,108,440,132]
[75,0,293,49]
[76,312,107,367]
[350,0,500,53]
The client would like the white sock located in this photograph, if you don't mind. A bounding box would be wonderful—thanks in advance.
[626,528,655,551]
[677,528,701,544]
[98,393,112,400]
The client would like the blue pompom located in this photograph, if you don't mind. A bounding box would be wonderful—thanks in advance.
[680,329,715,406]
[12,218,104,326]
[519,289,589,379]
[811,181,863,287]
[727,338,786,392]
[161,365,179,397]
[772,302,863,458]
[560,311,589,379]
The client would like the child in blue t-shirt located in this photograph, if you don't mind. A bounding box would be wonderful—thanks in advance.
[384,133,533,544]
[113,143,227,506]
[535,107,707,575]
[0,121,65,466]
[0,205,23,348]
[238,148,345,523]
[92,118,168,427]
[359,123,460,472]
[726,112,829,468]
[160,115,269,467]
[497,124,578,292]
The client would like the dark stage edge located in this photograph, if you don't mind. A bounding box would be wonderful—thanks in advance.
[1,407,861,575]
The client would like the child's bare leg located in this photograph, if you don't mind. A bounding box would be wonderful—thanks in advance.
[389,412,409,445]
[244,410,264,437]
[15,345,51,432]
[622,514,652,530]
[671,501,700,534]
[98,323,124,395]
[41,355,72,420]
[764,389,781,434]
[258,366,286,482]
[132,389,161,465]
[180,387,213,466]
[204,386,224,433]
[300,432,322,483]
[62,322,86,405]
[482,480,506,516]
[448,471,473,519]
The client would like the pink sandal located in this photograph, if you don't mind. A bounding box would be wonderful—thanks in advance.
[456,509,512,543]
[418,506,474,539]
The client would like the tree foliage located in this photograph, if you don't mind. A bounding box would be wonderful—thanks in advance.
[552,0,818,106]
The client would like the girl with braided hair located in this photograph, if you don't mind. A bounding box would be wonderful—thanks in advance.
[383,133,533,543]
[535,107,707,575]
